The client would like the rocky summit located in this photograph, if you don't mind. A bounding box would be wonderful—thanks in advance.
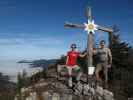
[14,65,115,100]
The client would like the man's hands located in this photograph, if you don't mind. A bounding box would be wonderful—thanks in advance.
[108,61,112,68]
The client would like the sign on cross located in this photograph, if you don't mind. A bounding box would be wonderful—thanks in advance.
[64,7,113,81]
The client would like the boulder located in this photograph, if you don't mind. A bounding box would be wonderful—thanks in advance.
[103,89,114,100]
[96,86,104,96]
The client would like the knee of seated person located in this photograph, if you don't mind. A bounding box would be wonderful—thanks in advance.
[76,67,81,73]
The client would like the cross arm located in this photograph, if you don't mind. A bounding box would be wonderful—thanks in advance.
[97,25,113,33]
[64,22,114,33]
[64,22,84,28]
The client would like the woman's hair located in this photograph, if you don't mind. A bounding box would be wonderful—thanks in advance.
[71,43,77,49]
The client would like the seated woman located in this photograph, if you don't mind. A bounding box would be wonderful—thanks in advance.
[66,43,86,87]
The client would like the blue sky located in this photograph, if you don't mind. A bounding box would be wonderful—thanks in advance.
[0,0,133,77]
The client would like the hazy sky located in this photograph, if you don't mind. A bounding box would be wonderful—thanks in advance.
[0,0,133,77]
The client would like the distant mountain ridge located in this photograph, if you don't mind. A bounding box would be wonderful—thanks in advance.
[18,59,57,68]
[17,60,33,63]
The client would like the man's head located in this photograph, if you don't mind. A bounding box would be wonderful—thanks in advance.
[100,40,106,48]
[71,43,77,50]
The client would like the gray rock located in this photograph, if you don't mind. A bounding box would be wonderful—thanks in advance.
[74,82,83,95]
[29,92,37,100]
[96,86,104,96]
[83,84,90,95]
[103,89,114,100]
[42,92,51,100]
[52,93,60,100]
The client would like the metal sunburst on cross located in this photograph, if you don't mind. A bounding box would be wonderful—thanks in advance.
[64,6,113,81]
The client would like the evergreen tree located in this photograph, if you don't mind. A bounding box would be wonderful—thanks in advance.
[22,69,30,87]
[16,72,23,94]
[110,33,133,98]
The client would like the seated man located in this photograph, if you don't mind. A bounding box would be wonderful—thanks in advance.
[93,40,112,88]
[66,44,86,87]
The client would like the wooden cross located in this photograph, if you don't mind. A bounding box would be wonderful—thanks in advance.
[64,7,113,80]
